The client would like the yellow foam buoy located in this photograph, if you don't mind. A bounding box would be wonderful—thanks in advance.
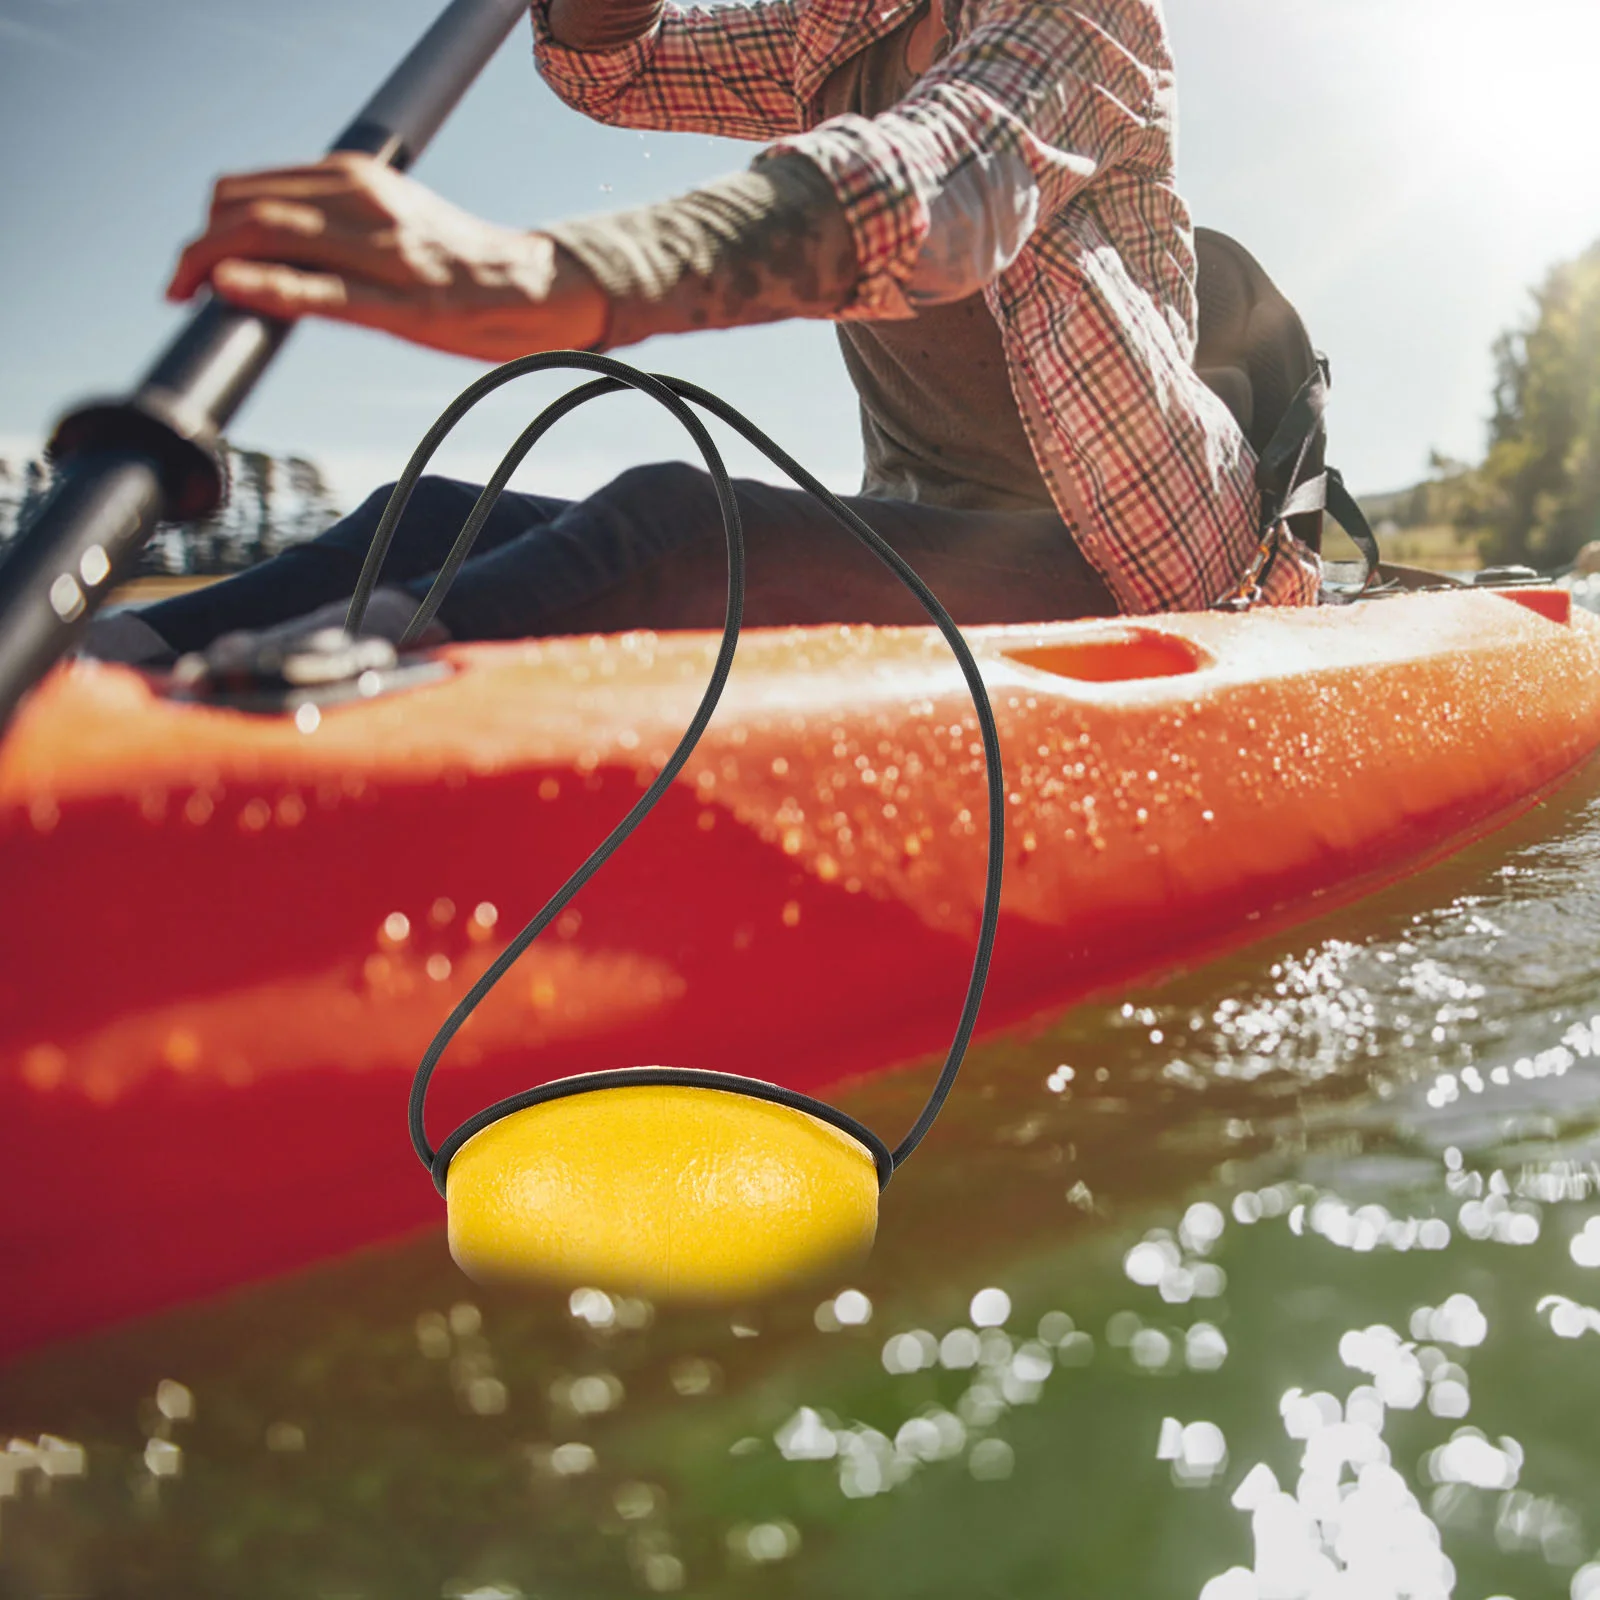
[445,1083,880,1299]
[388,358,1004,1301]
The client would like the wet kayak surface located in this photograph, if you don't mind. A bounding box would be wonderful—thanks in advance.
[8,590,1600,1358]
[6,740,1600,1597]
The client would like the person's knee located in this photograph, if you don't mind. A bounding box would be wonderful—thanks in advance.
[331,474,476,546]
[361,475,480,522]
[598,461,714,512]
[353,480,401,515]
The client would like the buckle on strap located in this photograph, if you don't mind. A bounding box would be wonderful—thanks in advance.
[1213,526,1282,612]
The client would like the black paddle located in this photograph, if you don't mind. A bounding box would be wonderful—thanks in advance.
[0,0,529,732]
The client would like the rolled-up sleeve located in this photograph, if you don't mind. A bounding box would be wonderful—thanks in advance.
[530,0,803,140]
[759,0,1172,319]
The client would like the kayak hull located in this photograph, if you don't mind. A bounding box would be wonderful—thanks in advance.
[3,588,1597,1356]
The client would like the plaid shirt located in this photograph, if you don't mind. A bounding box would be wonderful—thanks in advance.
[529,0,1322,613]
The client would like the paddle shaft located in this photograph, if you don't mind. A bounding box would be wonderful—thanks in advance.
[0,0,530,732]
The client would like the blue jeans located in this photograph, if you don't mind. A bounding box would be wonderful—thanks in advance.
[141,464,1118,652]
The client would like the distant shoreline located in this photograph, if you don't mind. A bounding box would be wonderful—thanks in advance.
[108,575,220,606]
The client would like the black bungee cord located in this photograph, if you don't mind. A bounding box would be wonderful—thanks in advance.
[350,352,1005,1200]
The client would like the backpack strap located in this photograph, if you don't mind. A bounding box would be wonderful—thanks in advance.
[1318,470,1384,601]
[1216,355,1382,608]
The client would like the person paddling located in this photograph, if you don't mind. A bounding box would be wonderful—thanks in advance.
[84,0,1323,667]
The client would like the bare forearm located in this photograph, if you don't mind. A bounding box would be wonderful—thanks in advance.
[547,153,858,349]
[164,126,853,359]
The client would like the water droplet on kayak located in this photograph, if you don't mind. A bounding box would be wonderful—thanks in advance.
[294,703,320,734]
[426,954,451,982]
[275,794,305,827]
[28,797,58,833]
[20,1044,66,1092]
[162,1029,201,1071]
[781,901,801,927]
[538,777,560,801]
[382,912,411,945]
[429,897,455,928]
[183,793,213,826]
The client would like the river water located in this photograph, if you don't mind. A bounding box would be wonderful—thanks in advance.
[6,613,1600,1600]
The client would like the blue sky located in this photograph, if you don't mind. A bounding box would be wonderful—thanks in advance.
[3,0,1599,510]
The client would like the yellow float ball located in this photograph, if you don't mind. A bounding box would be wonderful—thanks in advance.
[445,1083,880,1299]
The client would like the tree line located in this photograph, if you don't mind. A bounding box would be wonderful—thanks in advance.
[0,446,342,577]
[1380,239,1600,570]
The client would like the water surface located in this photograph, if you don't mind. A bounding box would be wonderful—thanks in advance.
[6,717,1600,1600]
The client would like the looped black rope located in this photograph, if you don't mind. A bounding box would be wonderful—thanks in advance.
[379,352,1005,1192]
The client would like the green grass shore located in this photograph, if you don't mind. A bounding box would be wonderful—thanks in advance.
[1326,521,1480,572]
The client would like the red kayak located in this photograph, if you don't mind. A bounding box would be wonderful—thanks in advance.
[2,586,1596,1357]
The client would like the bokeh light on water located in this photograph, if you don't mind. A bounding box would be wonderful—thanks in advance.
[10,751,1600,1595]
